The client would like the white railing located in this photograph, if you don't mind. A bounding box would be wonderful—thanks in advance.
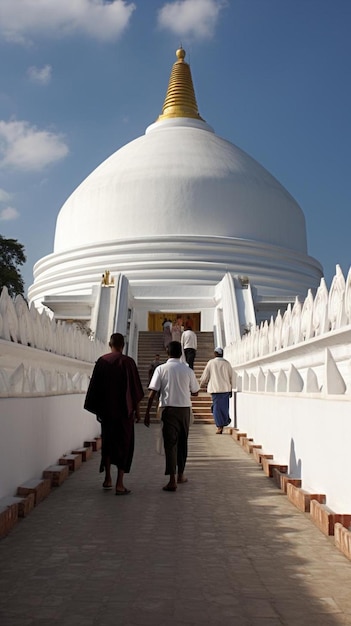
[0,286,106,397]
[225,265,351,396]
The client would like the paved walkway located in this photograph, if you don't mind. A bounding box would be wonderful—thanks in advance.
[1,424,351,626]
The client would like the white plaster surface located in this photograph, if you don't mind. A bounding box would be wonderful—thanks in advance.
[54,120,308,253]
[0,395,99,499]
[235,392,351,512]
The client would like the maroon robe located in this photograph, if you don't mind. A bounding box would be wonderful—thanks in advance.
[84,352,144,473]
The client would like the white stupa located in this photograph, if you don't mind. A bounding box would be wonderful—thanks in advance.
[28,48,322,333]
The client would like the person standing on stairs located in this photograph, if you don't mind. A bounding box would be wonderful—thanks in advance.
[148,353,162,385]
[84,333,144,495]
[144,341,199,491]
[199,347,233,434]
[181,325,197,369]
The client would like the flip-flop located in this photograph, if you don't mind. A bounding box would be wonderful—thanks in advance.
[177,477,188,484]
[162,484,177,492]
[102,482,112,490]
[115,488,131,495]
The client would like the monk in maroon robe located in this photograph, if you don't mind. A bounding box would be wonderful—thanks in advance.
[84,333,144,495]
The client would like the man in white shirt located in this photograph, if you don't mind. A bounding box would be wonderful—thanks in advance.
[199,347,233,434]
[181,327,197,369]
[144,341,199,491]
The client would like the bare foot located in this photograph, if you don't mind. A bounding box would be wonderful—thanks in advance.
[177,475,188,484]
[162,482,177,492]
[115,488,131,495]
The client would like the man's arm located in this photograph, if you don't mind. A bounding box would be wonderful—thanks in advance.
[144,389,157,427]
[189,370,200,396]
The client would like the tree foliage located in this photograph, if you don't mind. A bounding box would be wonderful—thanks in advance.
[0,235,26,297]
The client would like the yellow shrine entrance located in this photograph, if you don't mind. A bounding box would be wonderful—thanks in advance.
[147,312,201,332]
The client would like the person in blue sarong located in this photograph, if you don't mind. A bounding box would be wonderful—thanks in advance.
[199,347,233,434]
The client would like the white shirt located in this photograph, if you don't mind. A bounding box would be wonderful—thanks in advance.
[200,357,233,393]
[181,329,197,350]
[149,358,199,407]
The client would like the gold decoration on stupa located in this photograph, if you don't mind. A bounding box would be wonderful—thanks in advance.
[157,48,204,121]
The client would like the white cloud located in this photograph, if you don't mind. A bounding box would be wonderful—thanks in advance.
[158,0,227,40]
[27,65,52,85]
[0,0,136,44]
[0,207,19,221]
[0,120,69,171]
[0,188,11,203]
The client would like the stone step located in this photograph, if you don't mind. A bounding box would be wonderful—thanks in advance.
[0,504,18,539]
[71,446,93,462]
[0,494,35,519]
[43,464,70,487]
[59,454,83,472]
[17,478,51,506]
[137,330,215,423]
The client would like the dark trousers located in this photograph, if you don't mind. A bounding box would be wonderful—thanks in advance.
[184,348,196,369]
[161,407,190,475]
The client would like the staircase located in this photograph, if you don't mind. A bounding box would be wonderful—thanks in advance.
[137,331,215,423]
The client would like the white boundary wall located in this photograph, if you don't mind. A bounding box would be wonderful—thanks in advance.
[235,392,351,512]
[0,286,105,499]
[226,265,351,515]
[0,395,99,499]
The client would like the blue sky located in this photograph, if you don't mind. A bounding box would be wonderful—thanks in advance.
[0,0,350,293]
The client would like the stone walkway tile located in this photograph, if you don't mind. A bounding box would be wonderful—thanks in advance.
[0,424,351,626]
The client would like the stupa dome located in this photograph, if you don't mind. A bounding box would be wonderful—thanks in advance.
[54,116,307,254]
[29,48,322,311]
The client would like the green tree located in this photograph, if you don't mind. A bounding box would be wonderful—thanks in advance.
[0,235,26,297]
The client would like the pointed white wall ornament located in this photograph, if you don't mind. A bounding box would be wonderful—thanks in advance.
[288,364,304,392]
[324,348,347,395]
[268,316,274,353]
[30,303,44,350]
[276,369,287,392]
[282,304,292,348]
[291,297,302,344]
[243,370,249,391]
[0,369,9,395]
[265,369,275,392]
[15,294,34,346]
[301,289,314,340]
[274,310,282,351]
[328,265,347,330]
[258,321,269,356]
[257,367,265,391]
[312,278,329,336]
[10,363,25,394]
[249,372,257,392]
[0,287,15,341]
[253,327,260,359]
[34,369,46,393]
[305,368,320,393]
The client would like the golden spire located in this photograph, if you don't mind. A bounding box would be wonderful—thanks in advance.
[157,48,204,121]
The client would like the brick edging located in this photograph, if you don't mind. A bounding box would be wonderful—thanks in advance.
[230,428,351,562]
[0,436,102,540]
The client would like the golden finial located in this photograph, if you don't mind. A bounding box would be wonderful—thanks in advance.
[176,47,186,61]
[157,48,204,122]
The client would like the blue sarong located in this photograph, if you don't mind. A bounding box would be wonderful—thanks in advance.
[211,392,231,428]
